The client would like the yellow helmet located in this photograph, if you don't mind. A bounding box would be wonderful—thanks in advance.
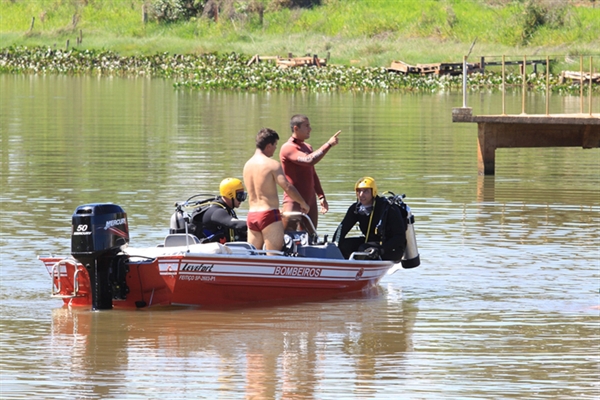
[355,176,378,196]
[219,178,245,201]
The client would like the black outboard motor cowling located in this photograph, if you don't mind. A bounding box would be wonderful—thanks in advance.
[71,204,129,310]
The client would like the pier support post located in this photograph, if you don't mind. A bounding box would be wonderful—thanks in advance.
[473,120,600,175]
[477,123,496,175]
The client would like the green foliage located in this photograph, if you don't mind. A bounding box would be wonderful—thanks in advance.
[2,46,597,95]
[150,0,189,23]
[516,0,569,45]
[269,0,321,9]
[0,0,598,67]
[489,0,577,46]
[148,0,206,23]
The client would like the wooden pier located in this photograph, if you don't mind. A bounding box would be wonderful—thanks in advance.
[388,57,549,76]
[452,54,598,175]
[453,109,600,175]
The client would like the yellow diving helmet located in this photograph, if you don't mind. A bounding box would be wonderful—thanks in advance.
[219,178,247,202]
[354,176,378,196]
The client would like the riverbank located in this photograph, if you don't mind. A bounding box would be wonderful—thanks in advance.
[1,0,599,69]
[1,1,599,93]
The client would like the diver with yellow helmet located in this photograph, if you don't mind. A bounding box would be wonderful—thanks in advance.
[334,176,406,261]
[195,178,248,243]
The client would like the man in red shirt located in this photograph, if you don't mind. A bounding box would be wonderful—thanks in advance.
[279,114,341,228]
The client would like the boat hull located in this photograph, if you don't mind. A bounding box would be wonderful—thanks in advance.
[40,250,394,308]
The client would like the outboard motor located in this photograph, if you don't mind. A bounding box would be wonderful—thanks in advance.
[401,204,420,269]
[71,204,130,310]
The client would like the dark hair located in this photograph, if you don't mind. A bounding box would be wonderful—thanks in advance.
[290,114,308,132]
[256,128,279,150]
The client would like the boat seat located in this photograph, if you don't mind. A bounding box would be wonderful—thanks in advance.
[281,212,318,244]
[296,243,345,259]
[163,233,201,247]
[224,242,258,254]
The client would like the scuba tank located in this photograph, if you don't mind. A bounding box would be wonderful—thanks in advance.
[401,204,420,269]
[169,194,215,235]
[379,192,420,269]
[170,208,187,234]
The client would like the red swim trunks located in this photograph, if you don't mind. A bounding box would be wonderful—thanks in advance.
[247,209,281,232]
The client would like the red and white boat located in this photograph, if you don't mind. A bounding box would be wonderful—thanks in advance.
[40,198,419,310]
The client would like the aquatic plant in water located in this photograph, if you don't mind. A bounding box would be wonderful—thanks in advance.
[0,46,596,94]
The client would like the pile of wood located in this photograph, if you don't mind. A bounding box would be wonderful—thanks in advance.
[387,60,420,74]
[559,71,600,84]
[247,54,327,68]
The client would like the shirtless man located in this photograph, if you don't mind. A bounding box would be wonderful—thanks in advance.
[243,128,310,253]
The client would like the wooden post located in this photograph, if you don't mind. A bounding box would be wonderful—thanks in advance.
[521,55,526,114]
[462,55,467,108]
[480,56,485,73]
[590,57,594,117]
[580,56,584,113]
[546,56,550,115]
[142,4,147,24]
[502,55,506,116]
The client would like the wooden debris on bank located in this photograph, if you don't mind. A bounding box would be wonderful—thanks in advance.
[277,55,327,68]
[247,53,327,68]
[388,60,482,76]
[559,71,600,84]
[388,60,420,74]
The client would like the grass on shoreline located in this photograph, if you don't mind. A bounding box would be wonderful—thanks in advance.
[1,0,599,71]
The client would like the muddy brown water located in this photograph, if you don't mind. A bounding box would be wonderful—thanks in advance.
[1,75,598,399]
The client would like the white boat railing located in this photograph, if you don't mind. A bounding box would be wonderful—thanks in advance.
[51,258,84,299]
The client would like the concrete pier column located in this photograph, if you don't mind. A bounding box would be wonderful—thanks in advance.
[453,109,600,175]
[477,122,497,175]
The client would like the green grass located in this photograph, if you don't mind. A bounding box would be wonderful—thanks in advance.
[1,0,599,70]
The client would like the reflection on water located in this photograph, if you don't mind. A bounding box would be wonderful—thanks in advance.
[0,75,598,399]
[24,288,416,399]
[477,175,496,202]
